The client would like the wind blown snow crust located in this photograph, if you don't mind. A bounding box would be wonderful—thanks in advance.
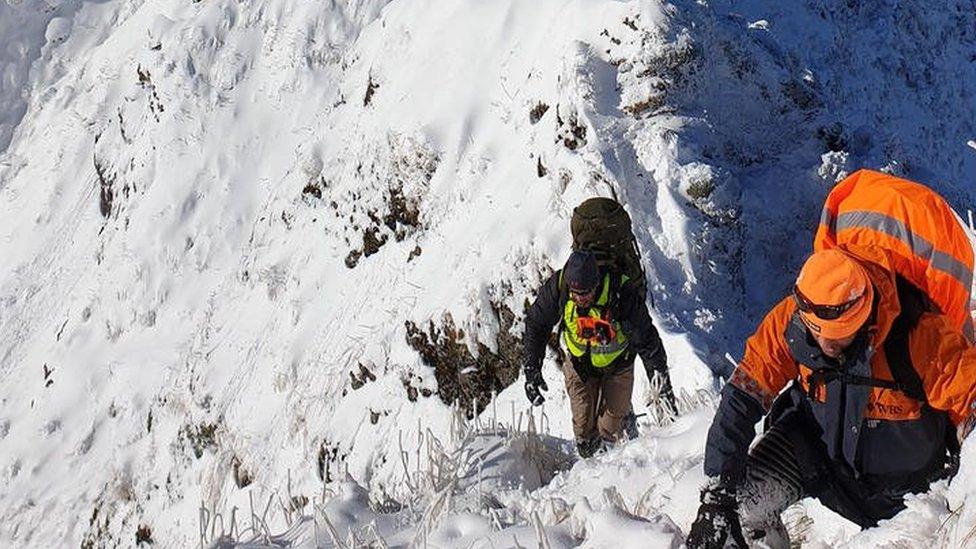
[1,0,975,547]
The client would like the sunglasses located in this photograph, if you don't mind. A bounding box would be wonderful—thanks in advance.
[793,285,863,320]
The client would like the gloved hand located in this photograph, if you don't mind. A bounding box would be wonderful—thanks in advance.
[524,369,548,406]
[686,481,748,549]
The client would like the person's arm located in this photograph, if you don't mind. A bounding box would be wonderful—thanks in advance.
[912,314,976,441]
[703,383,767,481]
[704,298,799,482]
[615,282,667,376]
[689,298,801,548]
[614,281,675,410]
[688,299,800,548]
[522,272,563,378]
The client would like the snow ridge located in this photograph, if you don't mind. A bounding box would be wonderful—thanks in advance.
[1,0,975,547]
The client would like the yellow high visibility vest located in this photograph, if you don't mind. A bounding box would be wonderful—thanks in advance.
[561,273,629,367]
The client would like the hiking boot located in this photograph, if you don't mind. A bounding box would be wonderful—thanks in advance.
[576,437,602,458]
[623,411,639,440]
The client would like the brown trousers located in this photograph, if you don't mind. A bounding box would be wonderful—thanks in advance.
[562,359,634,442]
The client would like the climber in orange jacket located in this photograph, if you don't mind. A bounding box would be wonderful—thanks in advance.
[687,246,976,548]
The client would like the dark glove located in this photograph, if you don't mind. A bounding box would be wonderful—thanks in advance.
[524,369,548,406]
[686,481,748,549]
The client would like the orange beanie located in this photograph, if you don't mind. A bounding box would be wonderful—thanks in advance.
[794,250,873,339]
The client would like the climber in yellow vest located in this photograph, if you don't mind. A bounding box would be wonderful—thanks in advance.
[522,250,676,457]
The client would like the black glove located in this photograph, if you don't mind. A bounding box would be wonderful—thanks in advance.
[524,369,548,406]
[686,482,748,549]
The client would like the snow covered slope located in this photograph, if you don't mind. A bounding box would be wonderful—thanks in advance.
[1,0,975,547]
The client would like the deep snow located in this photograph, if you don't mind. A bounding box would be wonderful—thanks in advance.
[1,0,976,547]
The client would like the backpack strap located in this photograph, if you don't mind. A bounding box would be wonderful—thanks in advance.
[883,276,928,403]
[885,276,963,459]
[804,368,904,401]
[604,271,623,312]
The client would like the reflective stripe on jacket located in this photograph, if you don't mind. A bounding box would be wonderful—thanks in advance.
[815,169,976,340]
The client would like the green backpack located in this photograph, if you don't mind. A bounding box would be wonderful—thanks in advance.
[568,197,647,300]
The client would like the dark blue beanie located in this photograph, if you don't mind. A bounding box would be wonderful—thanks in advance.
[564,251,600,292]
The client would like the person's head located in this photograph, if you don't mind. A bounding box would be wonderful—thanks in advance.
[565,250,600,308]
[793,249,873,359]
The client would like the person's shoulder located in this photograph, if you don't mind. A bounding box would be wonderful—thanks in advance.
[757,295,797,330]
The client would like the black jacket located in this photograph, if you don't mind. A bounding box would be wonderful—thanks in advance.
[522,268,667,379]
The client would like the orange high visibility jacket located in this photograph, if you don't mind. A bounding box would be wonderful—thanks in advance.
[704,247,976,484]
[727,245,976,476]
[815,169,976,340]
[710,247,976,484]
[734,246,976,423]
